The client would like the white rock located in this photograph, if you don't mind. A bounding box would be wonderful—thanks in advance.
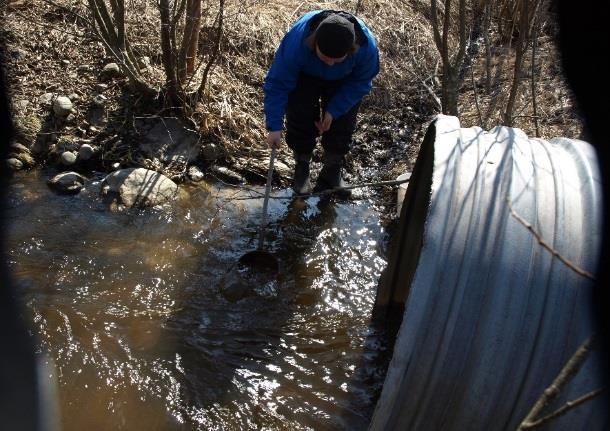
[53,96,73,117]
[7,158,23,171]
[104,168,179,208]
[188,165,205,182]
[61,151,77,165]
[102,63,121,77]
[78,144,96,160]
[39,93,55,106]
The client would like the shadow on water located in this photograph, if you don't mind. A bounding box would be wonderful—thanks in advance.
[7,172,389,430]
[168,193,392,430]
[168,195,348,429]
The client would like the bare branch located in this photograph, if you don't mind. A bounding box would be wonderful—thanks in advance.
[471,66,483,124]
[441,0,451,66]
[530,5,541,137]
[456,0,467,66]
[197,0,225,100]
[521,388,604,430]
[430,0,444,56]
[518,336,598,430]
[507,198,595,279]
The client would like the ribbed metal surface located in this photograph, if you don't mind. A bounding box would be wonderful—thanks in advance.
[370,115,605,430]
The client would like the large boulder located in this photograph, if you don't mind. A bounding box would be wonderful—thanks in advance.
[47,171,87,194]
[104,168,179,208]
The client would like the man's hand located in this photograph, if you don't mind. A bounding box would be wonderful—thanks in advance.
[267,130,282,149]
[315,112,333,135]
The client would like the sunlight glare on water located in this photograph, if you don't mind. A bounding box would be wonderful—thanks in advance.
[6,170,390,430]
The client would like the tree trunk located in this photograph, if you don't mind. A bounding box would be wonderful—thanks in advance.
[178,0,202,81]
[442,68,460,116]
[159,0,181,105]
[430,0,467,117]
[186,0,201,75]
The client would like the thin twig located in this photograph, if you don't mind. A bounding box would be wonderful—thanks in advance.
[531,11,541,137]
[471,65,483,125]
[521,388,604,430]
[518,336,597,430]
[506,198,595,280]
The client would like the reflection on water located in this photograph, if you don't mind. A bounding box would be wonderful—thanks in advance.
[6,169,389,430]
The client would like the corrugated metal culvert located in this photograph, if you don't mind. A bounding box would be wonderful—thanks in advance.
[371,115,606,430]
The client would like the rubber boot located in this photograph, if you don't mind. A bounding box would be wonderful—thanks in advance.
[292,152,312,195]
[314,152,351,199]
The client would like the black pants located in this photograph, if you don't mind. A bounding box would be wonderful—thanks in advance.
[285,73,360,156]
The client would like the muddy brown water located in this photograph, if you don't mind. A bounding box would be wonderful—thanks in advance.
[5,169,390,430]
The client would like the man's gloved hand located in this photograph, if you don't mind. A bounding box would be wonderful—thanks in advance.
[267,130,282,149]
[315,112,333,134]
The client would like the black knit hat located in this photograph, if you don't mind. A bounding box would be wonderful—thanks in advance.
[315,14,355,58]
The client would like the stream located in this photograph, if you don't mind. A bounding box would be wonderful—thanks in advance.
[5,169,391,430]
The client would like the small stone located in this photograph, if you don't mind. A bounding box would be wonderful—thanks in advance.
[61,151,77,165]
[61,59,70,66]
[78,144,96,160]
[39,92,55,106]
[102,63,121,78]
[47,171,87,194]
[112,162,120,169]
[188,165,205,182]
[53,96,73,117]
[95,83,108,92]
[68,93,79,101]
[7,158,24,171]
[78,64,92,73]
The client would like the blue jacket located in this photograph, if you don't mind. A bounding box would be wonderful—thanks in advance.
[263,10,380,132]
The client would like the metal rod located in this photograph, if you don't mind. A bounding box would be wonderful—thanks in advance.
[257,147,276,250]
